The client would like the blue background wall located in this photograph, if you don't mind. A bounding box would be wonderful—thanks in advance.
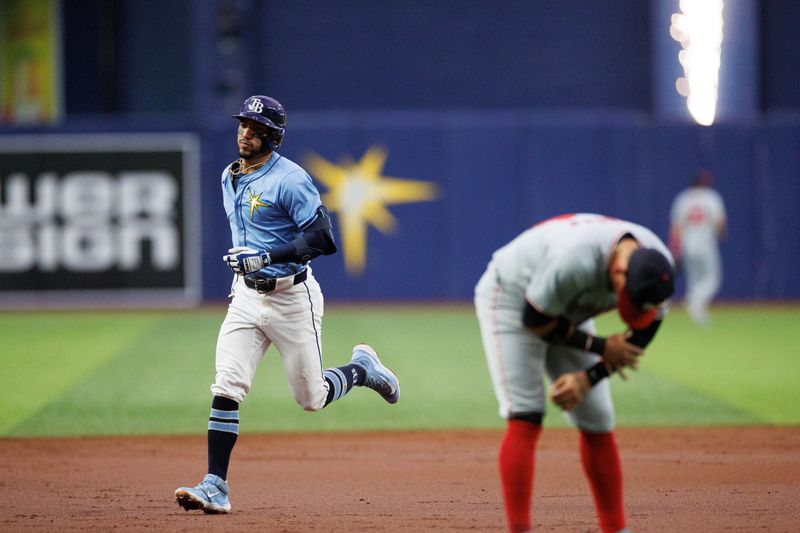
[255,114,797,302]
[3,0,799,303]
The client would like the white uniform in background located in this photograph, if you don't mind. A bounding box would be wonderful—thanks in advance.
[670,182,727,326]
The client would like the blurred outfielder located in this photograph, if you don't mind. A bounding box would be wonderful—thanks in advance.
[669,170,727,326]
[175,95,400,514]
[474,213,675,533]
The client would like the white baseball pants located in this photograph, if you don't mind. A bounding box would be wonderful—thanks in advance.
[474,264,616,432]
[211,267,330,411]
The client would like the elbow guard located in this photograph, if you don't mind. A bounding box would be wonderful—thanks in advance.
[301,206,337,256]
[288,230,335,263]
[269,206,338,264]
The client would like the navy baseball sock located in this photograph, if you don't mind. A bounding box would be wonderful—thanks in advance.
[207,395,239,480]
[322,364,366,406]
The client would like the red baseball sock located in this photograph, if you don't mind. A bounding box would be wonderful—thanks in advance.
[580,430,626,533]
[499,419,542,533]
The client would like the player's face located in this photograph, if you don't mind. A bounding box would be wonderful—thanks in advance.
[237,119,270,159]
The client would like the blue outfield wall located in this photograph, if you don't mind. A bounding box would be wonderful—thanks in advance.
[2,112,796,304]
[197,112,800,303]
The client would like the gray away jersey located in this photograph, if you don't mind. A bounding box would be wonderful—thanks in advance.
[492,213,674,325]
[670,187,726,253]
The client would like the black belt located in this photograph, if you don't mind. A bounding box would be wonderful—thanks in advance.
[244,269,307,294]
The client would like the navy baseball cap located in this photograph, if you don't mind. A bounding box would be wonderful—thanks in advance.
[617,248,675,329]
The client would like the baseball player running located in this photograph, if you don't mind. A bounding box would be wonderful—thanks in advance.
[669,170,727,326]
[175,95,400,514]
[474,213,675,533]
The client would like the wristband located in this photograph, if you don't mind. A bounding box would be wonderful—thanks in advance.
[585,361,610,386]
[588,335,606,356]
[564,329,606,355]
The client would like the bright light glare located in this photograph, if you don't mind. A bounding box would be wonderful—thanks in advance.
[670,0,724,125]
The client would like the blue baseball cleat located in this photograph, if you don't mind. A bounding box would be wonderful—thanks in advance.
[351,344,400,404]
[175,473,231,514]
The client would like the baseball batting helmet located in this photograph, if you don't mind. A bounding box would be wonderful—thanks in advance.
[233,95,286,150]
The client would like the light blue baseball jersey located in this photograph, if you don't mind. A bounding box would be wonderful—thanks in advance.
[221,152,321,278]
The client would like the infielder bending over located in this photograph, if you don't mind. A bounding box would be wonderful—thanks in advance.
[474,213,675,533]
[175,95,400,514]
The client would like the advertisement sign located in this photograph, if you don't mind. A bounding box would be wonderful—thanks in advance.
[0,0,62,124]
[0,134,200,307]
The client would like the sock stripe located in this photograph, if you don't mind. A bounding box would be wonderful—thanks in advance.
[208,421,239,434]
[331,367,348,397]
[324,368,347,401]
[209,416,239,424]
[323,370,339,400]
[210,408,239,420]
[208,407,239,435]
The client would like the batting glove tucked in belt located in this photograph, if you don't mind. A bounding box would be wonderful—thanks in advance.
[223,246,271,275]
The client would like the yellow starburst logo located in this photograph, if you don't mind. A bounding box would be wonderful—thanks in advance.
[247,190,269,219]
[305,145,439,275]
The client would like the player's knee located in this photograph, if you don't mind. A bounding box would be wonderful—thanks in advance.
[570,409,615,433]
[211,372,249,403]
[297,393,326,412]
[300,401,323,412]
[293,382,327,412]
[291,369,328,412]
[575,417,615,433]
[567,379,615,432]
[566,399,615,432]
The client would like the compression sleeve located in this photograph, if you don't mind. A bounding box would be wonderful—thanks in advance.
[627,319,662,348]
[522,302,606,355]
[522,301,555,329]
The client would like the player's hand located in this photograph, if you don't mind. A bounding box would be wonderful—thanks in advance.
[223,246,269,274]
[549,371,590,411]
[602,332,642,374]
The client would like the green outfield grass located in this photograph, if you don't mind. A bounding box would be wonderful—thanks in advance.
[1,304,797,437]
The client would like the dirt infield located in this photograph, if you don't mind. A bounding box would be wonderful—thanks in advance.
[2,426,799,532]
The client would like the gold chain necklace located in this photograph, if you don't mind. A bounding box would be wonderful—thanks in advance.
[232,157,268,175]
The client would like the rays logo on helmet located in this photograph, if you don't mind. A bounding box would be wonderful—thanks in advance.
[233,95,287,150]
[246,98,264,113]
